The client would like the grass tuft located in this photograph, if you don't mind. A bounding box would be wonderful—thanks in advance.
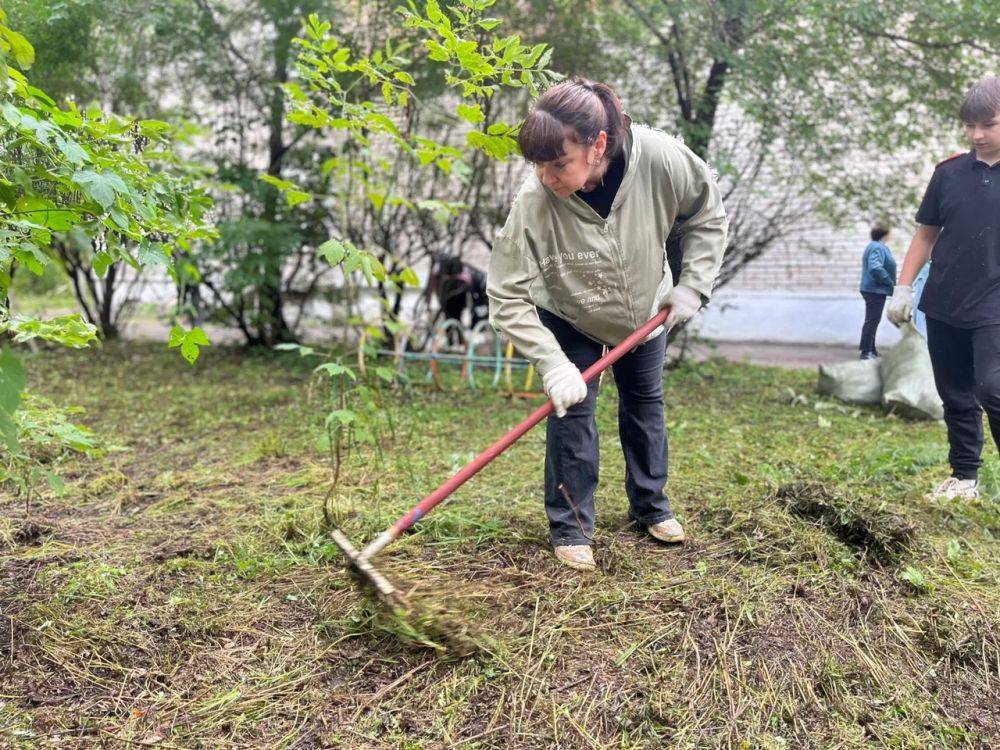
[775,481,918,562]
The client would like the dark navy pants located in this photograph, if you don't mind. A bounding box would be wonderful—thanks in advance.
[926,317,1000,480]
[539,309,674,547]
[860,292,887,357]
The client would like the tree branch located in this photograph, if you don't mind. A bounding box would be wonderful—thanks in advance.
[192,0,259,73]
[845,22,995,55]
[621,0,692,122]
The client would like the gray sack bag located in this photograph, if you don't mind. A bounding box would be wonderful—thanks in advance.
[880,322,944,420]
[817,358,883,405]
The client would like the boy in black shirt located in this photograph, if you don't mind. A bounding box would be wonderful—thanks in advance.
[888,76,1000,500]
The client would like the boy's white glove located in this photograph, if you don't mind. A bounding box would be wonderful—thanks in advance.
[542,361,588,417]
[887,284,914,326]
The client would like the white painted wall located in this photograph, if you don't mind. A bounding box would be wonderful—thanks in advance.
[693,290,904,347]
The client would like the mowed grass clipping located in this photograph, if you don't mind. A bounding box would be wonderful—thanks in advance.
[1,342,998,749]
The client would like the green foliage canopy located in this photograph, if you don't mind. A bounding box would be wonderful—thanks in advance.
[0,8,216,351]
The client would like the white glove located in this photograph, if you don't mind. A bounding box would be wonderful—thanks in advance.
[650,283,702,332]
[887,284,914,326]
[542,361,588,418]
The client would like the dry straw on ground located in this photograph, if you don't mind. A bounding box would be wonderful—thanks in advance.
[1,343,997,748]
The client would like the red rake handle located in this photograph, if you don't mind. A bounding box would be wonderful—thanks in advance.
[390,307,670,536]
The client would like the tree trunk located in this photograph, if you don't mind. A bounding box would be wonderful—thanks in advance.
[1,264,14,347]
[255,15,298,347]
[640,6,743,283]
[99,263,120,340]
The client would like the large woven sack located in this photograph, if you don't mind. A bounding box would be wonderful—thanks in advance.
[817,358,883,405]
[880,322,944,420]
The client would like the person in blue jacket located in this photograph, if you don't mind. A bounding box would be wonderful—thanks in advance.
[858,223,897,359]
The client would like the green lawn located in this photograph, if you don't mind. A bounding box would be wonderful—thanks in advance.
[1,342,998,748]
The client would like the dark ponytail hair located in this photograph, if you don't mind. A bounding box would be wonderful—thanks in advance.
[517,77,628,163]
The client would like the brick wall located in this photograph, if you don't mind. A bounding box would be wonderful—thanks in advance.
[725,220,904,293]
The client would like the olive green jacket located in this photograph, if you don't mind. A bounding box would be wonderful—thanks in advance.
[487,124,729,375]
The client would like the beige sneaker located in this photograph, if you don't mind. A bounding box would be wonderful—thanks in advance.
[553,544,596,571]
[927,477,980,501]
[648,518,686,544]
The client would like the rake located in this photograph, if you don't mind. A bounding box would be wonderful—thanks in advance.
[331,308,671,601]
